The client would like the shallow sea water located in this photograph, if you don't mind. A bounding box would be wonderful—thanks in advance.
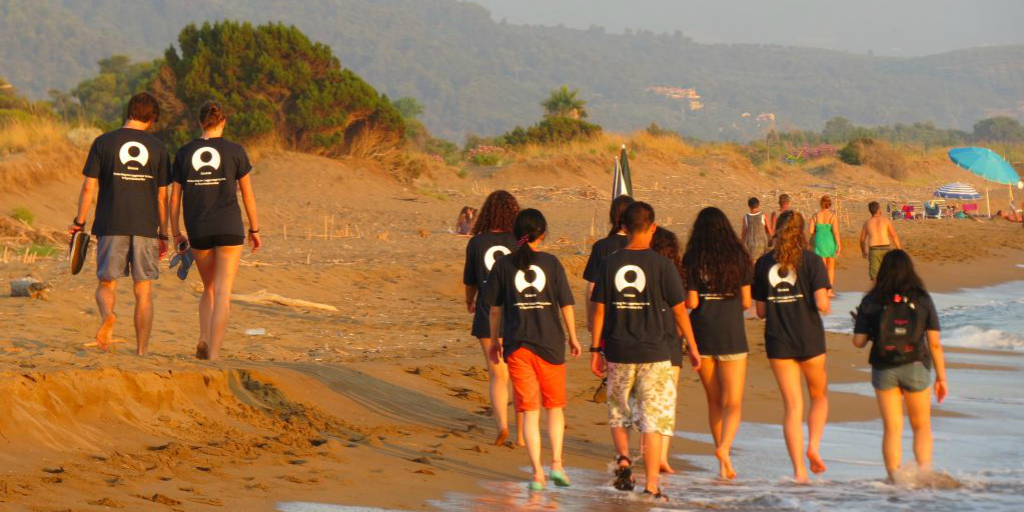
[281,283,1024,512]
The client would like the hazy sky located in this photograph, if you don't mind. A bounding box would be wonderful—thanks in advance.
[469,0,1024,56]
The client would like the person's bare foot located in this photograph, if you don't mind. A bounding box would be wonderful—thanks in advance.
[95,315,116,352]
[793,471,809,484]
[659,461,676,474]
[195,342,209,359]
[716,447,737,480]
[516,433,526,448]
[808,448,828,474]
[494,429,510,446]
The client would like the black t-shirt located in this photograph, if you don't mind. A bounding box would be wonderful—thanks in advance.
[82,128,171,237]
[463,232,518,305]
[172,137,252,239]
[583,233,628,283]
[687,274,752,356]
[591,248,685,364]
[484,252,575,364]
[752,250,831,359]
[854,293,941,369]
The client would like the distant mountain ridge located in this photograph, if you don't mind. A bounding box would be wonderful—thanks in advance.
[2,0,1023,140]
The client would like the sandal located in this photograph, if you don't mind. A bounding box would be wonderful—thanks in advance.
[643,488,669,502]
[528,480,545,491]
[613,455,634,491]
[550,468,571,487]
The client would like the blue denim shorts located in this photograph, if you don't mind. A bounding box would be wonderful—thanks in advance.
[871,361,931,393]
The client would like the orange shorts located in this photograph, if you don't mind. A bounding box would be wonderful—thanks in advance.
[507,347,567,412]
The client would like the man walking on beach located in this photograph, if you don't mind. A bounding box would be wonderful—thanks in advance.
[859,201,901,282]
[68,92,171,354]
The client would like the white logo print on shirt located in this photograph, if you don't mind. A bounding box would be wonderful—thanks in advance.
[514,265,547,293]
[118,142,150,168]
[614,265,647,293]
[767,263,803,304]
[484,246,510,271]
[191,147,222,172]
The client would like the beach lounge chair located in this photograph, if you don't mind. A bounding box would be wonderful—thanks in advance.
[901,204,914,220]
[924,202,941,219]
[888,202,901,220]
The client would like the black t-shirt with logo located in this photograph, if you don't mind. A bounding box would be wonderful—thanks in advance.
[484,252,575,364]
[752,250,831,359]
[583,233,628,283]
[463,232,518,305]
[82,128,171,237]
[687,273,752,356]
[172,137,252,239]
[591,248,685,364]
[854,293,941,369]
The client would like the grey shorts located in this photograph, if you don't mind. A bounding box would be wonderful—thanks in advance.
[96,235,160,281]
[872,361,931,393]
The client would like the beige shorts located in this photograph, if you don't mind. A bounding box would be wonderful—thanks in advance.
[700,353,748,362]
[606,361,676,436]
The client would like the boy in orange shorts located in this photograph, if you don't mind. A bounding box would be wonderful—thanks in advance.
[486,208,582,491]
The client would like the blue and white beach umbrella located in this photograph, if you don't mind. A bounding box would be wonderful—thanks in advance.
[934,182,982,200]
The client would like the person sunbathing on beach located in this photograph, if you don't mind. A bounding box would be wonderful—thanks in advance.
[590,201,701,501]
[68,92,171,355]
[463,190,525,446]
[860,201,902,282]
[852,250,948,483]
[683,207,752,480]
[169,101,262,360]
[485,208,581,491]
[753,211,831,483]
[995,209,1022,223]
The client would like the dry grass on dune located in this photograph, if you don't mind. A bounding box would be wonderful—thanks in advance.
[0,117,71,155]
[0,118,97,193]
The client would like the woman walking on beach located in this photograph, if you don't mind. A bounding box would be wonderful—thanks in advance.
[169,101,261,361]
[809,195,840,296]
[583,195,635,334]
[463,190,523,446]
[752,211,831,482]
[683,207,752,480]
[852,250,947,483]
[486,209,582,490]
[650,226,685,474]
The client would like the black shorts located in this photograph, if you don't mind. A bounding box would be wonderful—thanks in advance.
[189,234,245,250]
[471,303,493,339]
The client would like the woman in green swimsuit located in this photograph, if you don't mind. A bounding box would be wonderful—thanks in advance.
[810,195,840,296]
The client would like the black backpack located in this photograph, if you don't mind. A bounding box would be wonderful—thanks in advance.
[872,294,927,365]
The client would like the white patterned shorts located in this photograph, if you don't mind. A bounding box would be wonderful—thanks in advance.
[606,360,677,436]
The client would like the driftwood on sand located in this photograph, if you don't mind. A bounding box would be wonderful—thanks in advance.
[231,290,338,312]
[10,277,51,299]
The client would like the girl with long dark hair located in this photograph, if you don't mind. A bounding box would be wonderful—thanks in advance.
[170,101,261,360]
[683,207,752,480]
[853,250,947,482]
[486,208,581,490]
[583,195,635,333]
[752,211,831,482]
[463,190,523,446]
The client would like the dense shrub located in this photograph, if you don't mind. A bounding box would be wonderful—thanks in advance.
[839,138,907,180]
[153,21,404,155]
[500,117,602,147]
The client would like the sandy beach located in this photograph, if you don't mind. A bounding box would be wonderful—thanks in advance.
[2,145,1023,511]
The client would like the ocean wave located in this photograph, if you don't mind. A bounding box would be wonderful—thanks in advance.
[942,325,1024,351]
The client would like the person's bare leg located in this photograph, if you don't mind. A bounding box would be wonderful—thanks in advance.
[132,280,153,355]
[523,409,544,486]
[771,358,808,482]
[904,387,933,475]
[717,358,747,480]
[548,407,568,483]
[479,337,513,445]
[95,280,117,350]
[192,248,217,359]
[875,387,904,482]
[826,258,836,296]
[205,246,243,361]
[698,358,723,445]
[642,432,663,494]
[801,355,829,475]
[612,426,631,460]
[660,366,681,474]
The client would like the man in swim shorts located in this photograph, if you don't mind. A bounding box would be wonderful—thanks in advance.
[859,201,902,282]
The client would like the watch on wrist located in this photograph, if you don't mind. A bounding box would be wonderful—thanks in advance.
[73,217,85,227]
[248,228,260,234]
[589,345,604,353]
[158,234,169,241]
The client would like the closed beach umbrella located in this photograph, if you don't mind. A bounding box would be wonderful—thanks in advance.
[948,147,1023,217]
[612,144,633,199]
[934,182,982,200]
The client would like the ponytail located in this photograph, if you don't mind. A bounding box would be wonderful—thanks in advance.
[513,209,547,271]
[608,195,636,236]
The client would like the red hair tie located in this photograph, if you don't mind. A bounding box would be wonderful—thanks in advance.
[517,235,530,247]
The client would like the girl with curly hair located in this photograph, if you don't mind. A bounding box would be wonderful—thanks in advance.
[463,190,523,446]
[752,210,832,482]
[682,207,752,480]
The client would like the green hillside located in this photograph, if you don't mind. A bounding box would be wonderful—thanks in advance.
[2,0,1023,140]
